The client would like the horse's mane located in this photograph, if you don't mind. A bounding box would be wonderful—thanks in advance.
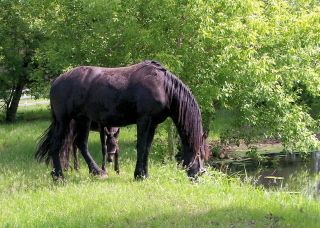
[145,61,204,154]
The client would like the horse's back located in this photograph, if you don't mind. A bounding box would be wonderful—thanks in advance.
[50,61,169,124]
[50,64,141,107]
[51,63,143,91]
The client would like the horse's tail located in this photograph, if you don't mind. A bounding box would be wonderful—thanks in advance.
[35,111,57,164]
[35,109,72,165]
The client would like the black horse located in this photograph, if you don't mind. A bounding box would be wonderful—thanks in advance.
[36,60,209,180]
[60,120,120,174]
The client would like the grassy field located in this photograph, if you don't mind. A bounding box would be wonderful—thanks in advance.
[0,106,319,227]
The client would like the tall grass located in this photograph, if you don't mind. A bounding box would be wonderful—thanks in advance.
[0,107,319,227]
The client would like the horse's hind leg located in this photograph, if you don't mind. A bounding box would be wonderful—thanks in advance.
[74,118,106,176]
[51,118,70,180]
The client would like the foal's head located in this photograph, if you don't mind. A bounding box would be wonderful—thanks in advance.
[105,127,120,162]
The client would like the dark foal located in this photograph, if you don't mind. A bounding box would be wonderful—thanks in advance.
[60,120,120,175]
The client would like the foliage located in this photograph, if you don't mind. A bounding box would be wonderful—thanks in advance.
[1,0,320,151]
[194,0,320,151]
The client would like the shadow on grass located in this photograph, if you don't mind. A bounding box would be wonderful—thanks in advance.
[105,208,298,227]
[0,105,51,124]
[19,203,318,227]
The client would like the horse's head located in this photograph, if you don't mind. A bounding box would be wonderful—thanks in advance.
[186,132,210,178]
[105,127,120,162]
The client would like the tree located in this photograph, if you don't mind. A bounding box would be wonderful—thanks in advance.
[192,0,320,151]
[1,0,319,153]
[0,0,47,122]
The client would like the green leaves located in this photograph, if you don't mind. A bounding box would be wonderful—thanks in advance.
[191,0,320,151]
[1,0,319,150]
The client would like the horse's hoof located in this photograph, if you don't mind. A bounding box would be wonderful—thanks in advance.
[199,168,207,175]
[98,173,108,179]
[93,171,108,180]
[51,171,64,182]
[134,172,148,181]
[99,169,107,177]
[90,168,107,177]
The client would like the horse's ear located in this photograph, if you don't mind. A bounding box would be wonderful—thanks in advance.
[104,127,110,135]
[203,131,208,140]
[115,128,120,137]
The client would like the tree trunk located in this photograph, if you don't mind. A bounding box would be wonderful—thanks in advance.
[5,79,25,122]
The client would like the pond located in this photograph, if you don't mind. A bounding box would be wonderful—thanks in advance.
[212,152,320,199]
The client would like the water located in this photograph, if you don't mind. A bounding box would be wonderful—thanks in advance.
[212,152,320,198]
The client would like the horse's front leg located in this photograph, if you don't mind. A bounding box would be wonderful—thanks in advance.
[99,126,107,172]
[74,118,106,177]
[143,124,156,176]
[134,118,156,180]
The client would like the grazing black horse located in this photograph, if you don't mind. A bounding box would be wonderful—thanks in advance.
[60,120,120,174]
[36,60,209,180]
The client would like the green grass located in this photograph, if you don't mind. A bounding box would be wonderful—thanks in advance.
[0,107,319,227]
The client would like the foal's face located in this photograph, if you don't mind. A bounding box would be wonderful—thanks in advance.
[106,128,120,162]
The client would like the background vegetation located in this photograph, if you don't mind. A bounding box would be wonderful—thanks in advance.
[1,0,320,152]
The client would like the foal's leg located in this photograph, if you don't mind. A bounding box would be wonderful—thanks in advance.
[100,126,108,172]
[69,120,79,171]
[134,117,156,179]
[62,132,73,171]
[114,148,120,174]
[74,119,105,176]
[64,144,71,171]
[73,144,79,170]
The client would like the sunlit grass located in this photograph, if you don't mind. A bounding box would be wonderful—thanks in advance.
[0,107,319,227]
